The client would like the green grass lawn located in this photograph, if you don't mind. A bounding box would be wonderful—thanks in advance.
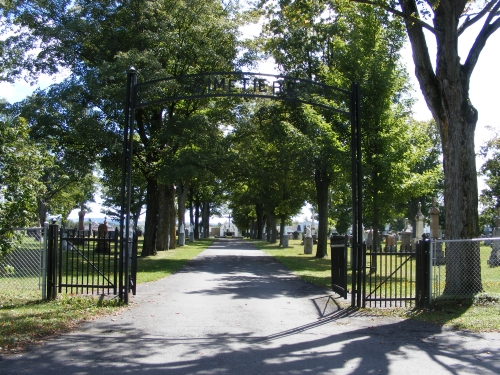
[0,238,214,354]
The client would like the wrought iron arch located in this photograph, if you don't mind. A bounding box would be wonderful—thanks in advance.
[120,69,363,306]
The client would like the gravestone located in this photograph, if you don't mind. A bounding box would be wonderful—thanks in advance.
[488,209,500,267]
[429,198,445,265]
[415,202,425,240]
[384,234,396,252]
[78,208,85,232]
[365,229,373,250]
[400,218,412,252]
[282,233,289,248]
[304,225,313,254]
[95,218,110,254]
[484,224,491,246]
[429,197,440,239]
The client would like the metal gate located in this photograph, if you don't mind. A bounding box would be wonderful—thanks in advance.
[46,224,137,302]
[331,238,430,308]
[363,239,429,308]
[330,235,348,299]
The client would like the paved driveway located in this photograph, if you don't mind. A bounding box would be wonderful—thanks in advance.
[1,239,499,374]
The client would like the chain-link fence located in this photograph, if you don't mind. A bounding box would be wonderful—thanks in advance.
[430,238,500,303]
[0,226,47,304]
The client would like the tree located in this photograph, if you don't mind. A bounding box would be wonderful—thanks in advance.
[16,82,103,225]
[260,0,350,256]
[1,0,244,256]
[228,102,313,244]
[349,0,500,294]
[479,127,500,229]
[0,102,44,258]
[260,0,410,257]
[403,118,444,234]
[100,151,147,232]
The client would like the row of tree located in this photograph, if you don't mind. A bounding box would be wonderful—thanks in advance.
[1,1,499,295]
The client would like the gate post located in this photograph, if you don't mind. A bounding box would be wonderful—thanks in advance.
[330,235,348,299]
[120,67,137,304]
[46,224,59,300]
[350,82,364,308]
[131,230,138,296]
[416,239,431,308]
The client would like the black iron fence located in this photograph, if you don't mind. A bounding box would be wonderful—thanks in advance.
[46,224,137,302]
[363,240,429,308]
[330,237,431,308]
[59,227,119,295]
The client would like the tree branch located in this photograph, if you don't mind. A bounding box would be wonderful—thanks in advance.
[464,13,500,79]
[458,0,500,36]
[352,0,439,35]
[397,0,441,118]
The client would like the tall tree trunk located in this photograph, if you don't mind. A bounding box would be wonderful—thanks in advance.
[132,208,141,233]
[202,200,210,238]
[440,109,481,294]
[267,215,277,243]
[38,199,47,225]
[315,168,330,258]
[188,190,194,228]
[256,203,264,239]
[170,187,176,249]
[400,0,482,295]
[156,183,174,251]
[177,179,190,233]
[250,218,255,239]
[265,216,271,242]
[194,195,201,240]
[279,215,286,246]
[142,178,158,256]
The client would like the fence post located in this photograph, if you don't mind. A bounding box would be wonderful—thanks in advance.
[46,224,59,300]
[131,230,138,296]
[429,239,434,305]
[424,239,431,307]
[41,222,48,300]
[330,235,348,299]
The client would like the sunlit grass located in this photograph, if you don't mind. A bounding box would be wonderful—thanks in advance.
[136,238,215,283]
[0,295,120,352]
[255,239,334,288]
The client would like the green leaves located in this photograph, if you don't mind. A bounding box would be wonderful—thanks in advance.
[479,127,500,227]
[0,103,44,256]
[228,101,312,224]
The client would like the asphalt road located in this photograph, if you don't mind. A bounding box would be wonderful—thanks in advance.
[1,238,499,374]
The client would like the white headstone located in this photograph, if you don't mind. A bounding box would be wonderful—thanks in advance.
[415,202,425,239]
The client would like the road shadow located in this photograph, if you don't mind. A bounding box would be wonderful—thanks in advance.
[2,310,498,375]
